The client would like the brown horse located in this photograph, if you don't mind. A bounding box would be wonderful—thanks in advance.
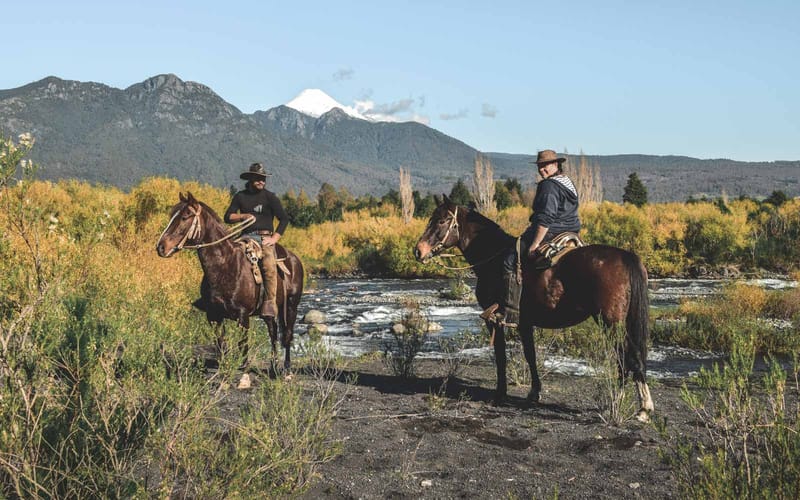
[156,192,304,374]
[414,195,654,421]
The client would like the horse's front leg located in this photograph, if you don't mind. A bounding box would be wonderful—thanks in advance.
[238,313,250,368]
[213,321,226,360]
[282,293,299,376]
[490,321,508,405]
[263,316,279,373]
[518,317,541,404]
[236,314,254,389]
[281,326,293,372]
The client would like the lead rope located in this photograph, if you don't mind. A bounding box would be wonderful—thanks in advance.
[430,246,509,271]
[183,216,255,249]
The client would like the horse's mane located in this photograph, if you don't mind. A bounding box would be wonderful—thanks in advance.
[463,206,513,239]
[198,201,223,223]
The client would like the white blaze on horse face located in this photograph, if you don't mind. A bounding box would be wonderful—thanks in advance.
[156,209,183,257]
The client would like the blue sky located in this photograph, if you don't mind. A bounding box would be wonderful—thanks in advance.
[3,0,798,161]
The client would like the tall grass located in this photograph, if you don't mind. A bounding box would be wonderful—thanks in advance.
[652,283,800,355]
[0,138,342,497]
[659,332,800,498]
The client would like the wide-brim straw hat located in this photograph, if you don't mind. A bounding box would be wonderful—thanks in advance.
[240,162,272,180]
[530,149,566,166]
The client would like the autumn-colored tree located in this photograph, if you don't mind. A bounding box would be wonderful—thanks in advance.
[571,150,604,204]
[471,154,496,217]
[399,167,414,223]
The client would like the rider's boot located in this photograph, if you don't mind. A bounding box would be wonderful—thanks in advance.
[260,243,278,318]
[480,272,522,328]
[499,271,521,328]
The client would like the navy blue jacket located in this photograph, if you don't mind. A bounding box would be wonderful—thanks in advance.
[525,175,580,240]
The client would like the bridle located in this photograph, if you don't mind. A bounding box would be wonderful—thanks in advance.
[157,203,255,254]
[429,207,460,256]
[426,206,510,271]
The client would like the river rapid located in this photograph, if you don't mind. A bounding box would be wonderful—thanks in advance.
[292,277,797,379]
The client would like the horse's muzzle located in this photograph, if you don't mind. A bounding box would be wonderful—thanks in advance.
[414,242,432,263]
[156,242,176,258]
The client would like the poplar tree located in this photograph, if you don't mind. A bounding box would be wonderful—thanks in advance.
[471,153,496,216]
[399,167,414,223]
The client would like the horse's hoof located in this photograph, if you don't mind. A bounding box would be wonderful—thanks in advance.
[527,391,540,403]
[635,409,651,423]
[237,373,252,390]
[284,373,294,382]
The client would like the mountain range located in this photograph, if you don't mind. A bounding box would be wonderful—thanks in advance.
[1,74,798,202]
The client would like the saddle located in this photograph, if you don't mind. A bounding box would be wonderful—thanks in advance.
[530,232,585,270]
[236,237,291,285]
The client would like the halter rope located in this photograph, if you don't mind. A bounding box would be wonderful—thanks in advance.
[430,245,509,271]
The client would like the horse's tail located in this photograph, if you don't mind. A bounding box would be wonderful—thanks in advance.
[623,251,649,373]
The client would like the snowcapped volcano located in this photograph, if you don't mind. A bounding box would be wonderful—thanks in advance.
[285,89,369,120]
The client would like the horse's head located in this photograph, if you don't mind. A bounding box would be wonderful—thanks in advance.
[156,192,203,258]
[414,194,462,263]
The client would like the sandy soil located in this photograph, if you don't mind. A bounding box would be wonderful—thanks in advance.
[290,357,694,499]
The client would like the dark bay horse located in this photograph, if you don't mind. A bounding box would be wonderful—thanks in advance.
[156,192,303,376]
[414,195,653,421]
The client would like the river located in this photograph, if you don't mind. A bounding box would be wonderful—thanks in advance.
[293,277,797,379]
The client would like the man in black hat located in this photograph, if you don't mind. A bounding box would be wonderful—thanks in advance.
[225,162,289,318]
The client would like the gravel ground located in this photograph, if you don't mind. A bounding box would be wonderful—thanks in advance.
[290,357,697,499]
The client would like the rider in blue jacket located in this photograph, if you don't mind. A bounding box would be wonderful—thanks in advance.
[483,149,581,327]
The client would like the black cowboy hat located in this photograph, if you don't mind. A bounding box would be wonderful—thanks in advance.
[240,162,272,180]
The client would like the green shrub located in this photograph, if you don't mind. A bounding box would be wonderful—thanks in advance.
[383,300,430,378]
[0,137,341,498]
[659,334,800,498]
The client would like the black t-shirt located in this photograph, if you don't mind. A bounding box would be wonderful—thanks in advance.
[224,188,289,235]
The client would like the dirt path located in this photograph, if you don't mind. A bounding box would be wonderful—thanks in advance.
[298,358,691,499]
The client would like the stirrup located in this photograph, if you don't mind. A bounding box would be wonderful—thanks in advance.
[480,303,500,321]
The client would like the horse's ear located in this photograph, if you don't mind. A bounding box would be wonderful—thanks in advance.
[442,194,452,205]
[179,192,187,203]
[433,194,442,206]
[186,191,197,204]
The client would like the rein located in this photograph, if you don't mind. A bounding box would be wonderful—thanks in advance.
[157,204,256,252]
[429,245,509,271]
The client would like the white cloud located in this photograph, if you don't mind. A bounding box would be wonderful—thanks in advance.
[332,68,354,81]
[440,108,469,121]
[481,103,497,118]
[353,97,429,124]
